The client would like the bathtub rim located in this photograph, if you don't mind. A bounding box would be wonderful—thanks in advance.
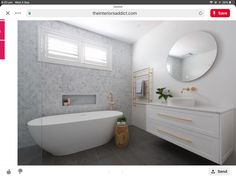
[27,110,123,127]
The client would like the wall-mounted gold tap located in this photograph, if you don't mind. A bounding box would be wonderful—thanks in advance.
[181,87,197,93]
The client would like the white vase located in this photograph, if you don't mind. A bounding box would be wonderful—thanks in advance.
[159,98,167,104]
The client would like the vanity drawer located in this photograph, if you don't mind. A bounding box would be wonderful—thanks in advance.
[147,119,220,163]
[147,105,220,137]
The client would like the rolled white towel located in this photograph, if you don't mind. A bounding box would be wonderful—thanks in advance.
[136,80,142,94]
[136,80,145,97]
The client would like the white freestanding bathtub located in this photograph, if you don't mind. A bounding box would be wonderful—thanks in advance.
[27,110,123,156]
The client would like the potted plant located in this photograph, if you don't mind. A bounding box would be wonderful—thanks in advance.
[115,116,129,148]
[156,87,173,103]
[117,116,127,125]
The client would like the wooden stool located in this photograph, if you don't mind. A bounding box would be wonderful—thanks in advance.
[115,124,129,148]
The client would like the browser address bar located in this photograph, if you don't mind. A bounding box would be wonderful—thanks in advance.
[26,9,205,17]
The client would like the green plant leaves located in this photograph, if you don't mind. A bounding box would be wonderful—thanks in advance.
[156,87,173,101]
[117,116,127,122]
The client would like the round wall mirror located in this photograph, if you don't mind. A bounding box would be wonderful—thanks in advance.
[166,31,217,82]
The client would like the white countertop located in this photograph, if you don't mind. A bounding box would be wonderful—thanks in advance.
[147,102,234,114]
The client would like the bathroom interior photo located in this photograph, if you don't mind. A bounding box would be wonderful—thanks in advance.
[18,20,236,165]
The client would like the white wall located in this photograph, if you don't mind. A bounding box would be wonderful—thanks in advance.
[132,21,236,149]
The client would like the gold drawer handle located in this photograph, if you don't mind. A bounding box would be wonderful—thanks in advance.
[157,128,192,144]
[158,113,192,122]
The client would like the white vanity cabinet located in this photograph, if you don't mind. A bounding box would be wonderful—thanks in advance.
[146,103,234,164]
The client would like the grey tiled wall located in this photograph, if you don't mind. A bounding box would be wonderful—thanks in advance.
[18,21,132,148]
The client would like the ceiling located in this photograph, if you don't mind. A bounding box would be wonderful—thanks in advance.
[63,20,161,44]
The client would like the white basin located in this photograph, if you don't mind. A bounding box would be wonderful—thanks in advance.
[167,97,196,107]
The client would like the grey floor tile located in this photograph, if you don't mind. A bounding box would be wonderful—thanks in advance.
[224,152,236,165]
[74,148,99,165]
[95,153,122,165]
[18,145,42,165]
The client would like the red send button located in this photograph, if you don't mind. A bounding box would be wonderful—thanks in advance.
[210,9,230,17]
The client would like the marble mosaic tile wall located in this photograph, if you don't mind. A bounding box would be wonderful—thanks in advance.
[18,21,132,148]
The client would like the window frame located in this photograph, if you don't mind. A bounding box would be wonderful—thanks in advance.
[38,26,112,71]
